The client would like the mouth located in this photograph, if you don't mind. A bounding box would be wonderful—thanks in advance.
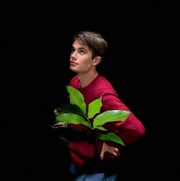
[70,61,77,66]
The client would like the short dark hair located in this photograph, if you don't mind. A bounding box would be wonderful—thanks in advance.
[73,31,108,59]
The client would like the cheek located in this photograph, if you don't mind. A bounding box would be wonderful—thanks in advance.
[83,60,93,68]
[83,63,92,72]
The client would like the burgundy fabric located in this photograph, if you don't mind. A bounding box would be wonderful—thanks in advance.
[68,74,145,167]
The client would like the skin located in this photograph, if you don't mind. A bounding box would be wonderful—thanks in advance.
[70,39,120,159]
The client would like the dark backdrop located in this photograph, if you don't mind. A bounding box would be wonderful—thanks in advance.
[2,1,179,180]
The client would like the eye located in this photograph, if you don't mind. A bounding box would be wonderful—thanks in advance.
[78,49,86,54]
[71,47,75,53]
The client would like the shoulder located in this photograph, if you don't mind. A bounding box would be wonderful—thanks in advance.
[95,74,115,90]
[69,75,79,87]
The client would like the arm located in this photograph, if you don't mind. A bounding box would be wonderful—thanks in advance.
[95,91,145,160]
[102,91,145,144]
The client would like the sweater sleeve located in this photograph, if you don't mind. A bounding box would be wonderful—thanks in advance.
[101,90,145,145]
[94,90,145,160]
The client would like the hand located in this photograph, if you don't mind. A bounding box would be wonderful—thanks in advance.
[100,142,120,160]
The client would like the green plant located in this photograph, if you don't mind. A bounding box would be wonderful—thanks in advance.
[53,85,131,146]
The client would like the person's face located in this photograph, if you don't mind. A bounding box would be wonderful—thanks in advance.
[70,39,94,74]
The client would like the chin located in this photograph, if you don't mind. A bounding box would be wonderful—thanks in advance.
[70,67,78,73]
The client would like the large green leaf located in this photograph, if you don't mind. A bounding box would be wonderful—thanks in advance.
[94,125,108,131]
[88,96,102,119]
[56,113,91,128]
[55,103,87,120]
[66,85,86,115]
[93,110,130,128]
[53,85,130,146]
[97,132,126,146]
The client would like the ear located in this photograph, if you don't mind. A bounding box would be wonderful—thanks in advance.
[93,56,101,65]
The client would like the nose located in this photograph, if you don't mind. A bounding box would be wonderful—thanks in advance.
[71,50,77,58]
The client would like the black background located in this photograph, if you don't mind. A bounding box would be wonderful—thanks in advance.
[2,1,179,180]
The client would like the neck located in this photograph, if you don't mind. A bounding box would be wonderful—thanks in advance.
[78,71,98,88]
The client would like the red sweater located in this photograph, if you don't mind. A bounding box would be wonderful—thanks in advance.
[68,74,145,167]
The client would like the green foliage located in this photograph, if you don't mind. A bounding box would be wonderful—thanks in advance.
[54,85,131,146]
[66,85,86,115]
[88,96,102,119]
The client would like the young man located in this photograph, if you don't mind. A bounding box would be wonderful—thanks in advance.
[66,30,145,180]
